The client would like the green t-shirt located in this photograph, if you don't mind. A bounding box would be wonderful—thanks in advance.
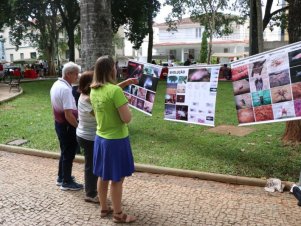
[90,83,128,139]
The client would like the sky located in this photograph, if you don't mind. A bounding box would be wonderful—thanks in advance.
[154,1,172,23]
[154,0,285,23]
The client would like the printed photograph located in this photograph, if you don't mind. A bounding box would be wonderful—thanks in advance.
[166,83,177,97]
[251,90,272,107]
[176,105,188,121]
[267,53,289,72]
[291,82,301,100]
[165,94,176,104]
[272,101,295,119]
[231,64,249,81]
[249,59,267,78]
[130,85,138,96]
[237,108,255,124]
[178,76,187,84]
[138,74,159,91]
[177,84,186,93]
[289,65,301,83]
[254,105,274,122]
[146,90,155,103]
[167,75,179,83]
[269,69,290,88]
[249,76,270,92]
[288,49,301,68]
[136,98,145,110]
[130,96,137,106]
[235,93,253,110]
[124,84,131,93]
[127,61,144,79]
[165,104,176,119]
[143,101,153,114]
[233,79,250,95]
[294,99,301,117]
[143,64,161,78]
[137,87,147,99]
[176,95,185,103]
[188,68,210,82]
[270,84,292,103]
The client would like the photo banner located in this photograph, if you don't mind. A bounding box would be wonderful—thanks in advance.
[164,65,220,127]
[231,41,301,126]
[123,60,162,116]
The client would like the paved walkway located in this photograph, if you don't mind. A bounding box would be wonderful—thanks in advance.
[0,150,300,226]
[0,83,22,102]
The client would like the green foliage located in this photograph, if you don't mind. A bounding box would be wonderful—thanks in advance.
[1,80,301,181]
[0,0,12,29]
[199,30,208,63]
[54,0,80,61]
[112,0,161,49]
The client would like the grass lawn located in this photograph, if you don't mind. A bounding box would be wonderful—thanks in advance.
[0,80,300,181]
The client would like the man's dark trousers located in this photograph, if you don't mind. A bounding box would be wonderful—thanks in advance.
[55,122,78,183]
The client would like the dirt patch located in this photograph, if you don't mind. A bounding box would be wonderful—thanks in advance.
[0,105,15,110]
[208,125,255,137]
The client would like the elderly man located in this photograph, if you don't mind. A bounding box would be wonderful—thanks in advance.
[50,62,83,191]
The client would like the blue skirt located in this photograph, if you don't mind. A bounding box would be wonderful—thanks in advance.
[93,135,135,182]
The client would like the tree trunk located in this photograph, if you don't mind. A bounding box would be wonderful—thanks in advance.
[67,27,75,62]
[249,0,259,55]
[282,0,301,144]
[147,0,153,63]
[80,0,113,71]
[207,16,214,64]
[256,0,263,52]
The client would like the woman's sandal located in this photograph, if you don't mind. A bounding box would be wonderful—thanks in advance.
[100,207,113,218]
[113,212,136,223]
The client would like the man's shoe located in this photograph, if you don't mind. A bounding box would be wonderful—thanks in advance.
[84,196,99,203]
[56,176,75,186]
[60,181,83,191]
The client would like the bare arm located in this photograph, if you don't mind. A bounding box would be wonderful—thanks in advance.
[64,109,78,128]
[117,78,139,89]
[118,103,132,124]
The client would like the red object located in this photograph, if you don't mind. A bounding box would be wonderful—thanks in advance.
[24,69,38,79]
[160,67,168,80]
[13,68,21,76]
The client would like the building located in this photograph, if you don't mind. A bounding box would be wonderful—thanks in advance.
[0,16,288,67]
[152,18,256,64]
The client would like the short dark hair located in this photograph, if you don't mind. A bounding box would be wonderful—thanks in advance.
[78,71,93,95]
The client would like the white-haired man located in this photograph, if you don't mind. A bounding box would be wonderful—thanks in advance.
[50,62,83,191]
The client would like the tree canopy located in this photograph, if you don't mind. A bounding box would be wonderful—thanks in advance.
[1,0,160,63]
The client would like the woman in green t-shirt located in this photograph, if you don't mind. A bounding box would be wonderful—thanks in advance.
[90,55,137,223]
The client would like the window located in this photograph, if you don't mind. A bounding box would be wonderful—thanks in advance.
[188,49,195,59]
[169,50,176,60]
[196,28,202,38]
[10,54,14,62]
[224,48,229,53]
[244,47,249,52]
[30,52,37,59]
[20,53,24,60]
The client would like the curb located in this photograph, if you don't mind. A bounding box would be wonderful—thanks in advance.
[0,88,23,104]
[0,144,294,190]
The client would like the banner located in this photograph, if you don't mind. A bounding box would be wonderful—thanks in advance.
[124,61,162,115]
[164,65,220,126]
[231,41,301,126]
